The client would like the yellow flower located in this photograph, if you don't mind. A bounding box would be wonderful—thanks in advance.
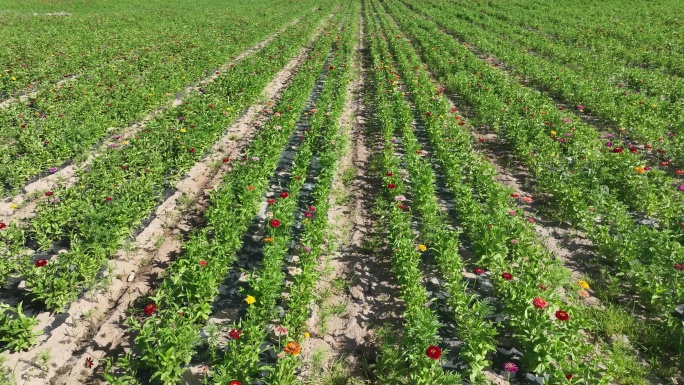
[304,331,310,339]
[634,166,645,174]
[651,104,657,108]
[180,128,187,133]
[245,295,256,305]
[550,131,557,136]
[9,203,19,210]
[578,280,590,289]
[417,244,427,252]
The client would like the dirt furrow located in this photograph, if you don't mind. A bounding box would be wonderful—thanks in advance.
[2,37,318,385]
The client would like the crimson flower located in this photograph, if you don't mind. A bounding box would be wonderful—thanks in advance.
[105,197,113,202]
[475,268,484,275]
[199,260,207,266]
[501,272,513,280]
[304,212,313,218]
[144,303,157,315]
[189,148,195,153]
[229,329,243,340]
[386,171,393,177]
[269,219,281,228]
[566,374,573,380]
[675,263,684,271]
[229,382,241,385]
[629,146,638,154]
[612,147,624,153]
[35,259,48,267]
[267,198,276,205]
[280,192,289,198]
[555,310,570,321]
[45,191,54,197]
[510,193,519,198]
[388,183,396,189]
[0,222,6,230]
[85,357,94,369]
[425,345,442,360]
[222,157,230,163]
[532,297,547,309]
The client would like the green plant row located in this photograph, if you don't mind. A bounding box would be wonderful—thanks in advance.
[0,1,319,196]
[0,6,333,311]
[117,8,349,384]
[363,5,460,383]
[211,15,355,385]
[384,0,684,334]
[371,0,619,381]
[407,0,684,170]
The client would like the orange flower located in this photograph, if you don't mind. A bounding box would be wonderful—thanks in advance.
[284,341,301,355]
[247,185,255,191]
[634,166,645,173]
[264,237,274,243]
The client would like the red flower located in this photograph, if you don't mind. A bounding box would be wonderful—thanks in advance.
[612,147,623,153]
[189,148,195,153]
[478,137,486,143]
[539,284,547,290]
[566,374,573,380]
[458,121,465,126]
[267,198,276,205]
[144,303,157,315]
[269,219,281,228]
[555,310,570,321]
[397,204,408,211]
[532,297,547,309]
[676,170,684,175]
[280,192,289,198]
[85,357,94,369]
[386,171,393,177]
[675,263,684,271]
[425,345,442,360]
[628,146,638,154]
[388,183,396,189]
[510,193,519,198]
[35,259,48,267]
[501,272,513,280]
[329,65,334,70]
[199,260,207,266]
[229,381,241,385]
[527,217,536,224]
[105,197,113,202]
[229,329,243,340]
[0,222,6,230]
[45,191,54,197]
[120,165,127,170]
[475,268,484,275]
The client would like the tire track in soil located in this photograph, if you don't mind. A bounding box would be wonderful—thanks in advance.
[2,24,327,385]
[298,12,403,384]
[0,15,305,225]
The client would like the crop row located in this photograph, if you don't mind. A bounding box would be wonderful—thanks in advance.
[116,5,354,384]
[0,1,319,196]
[0,5,335,315]
[382,0,684,345]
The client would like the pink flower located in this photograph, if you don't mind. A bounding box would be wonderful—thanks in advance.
[532,297,547,309]
[508,210,516,215]
[503,362,518,373]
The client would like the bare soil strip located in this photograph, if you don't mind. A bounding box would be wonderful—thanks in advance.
[298,12,402,384]
[0,18,301,225]
[2,34,321,385]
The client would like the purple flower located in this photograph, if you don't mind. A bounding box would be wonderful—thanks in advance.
[251,157,260,161]
[307,205,316,212]
[679,185,684,191]
[303,246,312,253]
[605,141,613,147]
[178,116,184,122]
[48,167,58,173]
[644,166,652,171]
[50,198,60,203]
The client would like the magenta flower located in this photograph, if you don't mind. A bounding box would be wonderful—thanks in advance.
[48,167,58,173]
[503,362,518,373]
[605,141,613,147]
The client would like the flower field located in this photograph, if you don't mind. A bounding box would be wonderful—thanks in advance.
[1,0,684,383]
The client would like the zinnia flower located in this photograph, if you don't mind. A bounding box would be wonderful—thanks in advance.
[280,192,289,198]
[475,268,484,275]
[229,381,241,385]
[395,195,406,201]
[35,259,48,267]
[510,193,520,198]
[674,263,684,271]
[245,295,256,305]
[48,167,58,173]
[45,191,54,197]
[0,222,6,230]
[555,310,570,321]
[386,171,393,177]
[105,197,113,202]
[532,297,547,309]
[578,289,589,298]
[634,166,645,173]
[388,183,396,189]
[566,374,573,380]
[229,329,242,339]
[264,237,274,243]
[199,260,207,266]
[144,304,157,315]
[417,244,427,252]
[269,219,281,228]
[578,280,590,289]
[425,345,442,360]
[503,362,518,373]
[284,341,301,355]
[605,141,613,147]
[267,198,276,205]
[501,272,513,280]
[612,147,623,153]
